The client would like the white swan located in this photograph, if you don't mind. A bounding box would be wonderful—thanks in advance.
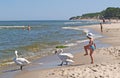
[13,50,30,70]
[55,49,74,66]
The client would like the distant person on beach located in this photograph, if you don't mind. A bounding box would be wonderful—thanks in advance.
[84,33,96,64]
[27,25,31,31]
[102,18,105,23]
[100,23,103,32]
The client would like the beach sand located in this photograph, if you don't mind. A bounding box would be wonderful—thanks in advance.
[14,22,120,78]
[15,46,120,78]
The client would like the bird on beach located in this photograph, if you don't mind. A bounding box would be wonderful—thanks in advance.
[13,50,30,70]
[55,49,74,66]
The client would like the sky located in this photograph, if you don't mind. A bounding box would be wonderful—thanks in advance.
[0,0,120,20]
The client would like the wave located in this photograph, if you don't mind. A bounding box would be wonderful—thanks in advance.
[64,20,99,25]
[0,26,25,29]
[84,21,99,24]
[0,26,42,29]
[64,34,103,47]
[62,27,83,31]
[64,43,77,47]
[62,27,90,34]
[64,21,82,25]
[63,39,88,47]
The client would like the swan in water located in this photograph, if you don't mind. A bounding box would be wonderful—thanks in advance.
[55,49,74,66]
[13,50,30,70]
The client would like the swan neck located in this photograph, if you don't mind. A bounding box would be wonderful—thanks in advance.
[15,53,18,58]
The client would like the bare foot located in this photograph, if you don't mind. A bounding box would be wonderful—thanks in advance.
[91,62,94,64]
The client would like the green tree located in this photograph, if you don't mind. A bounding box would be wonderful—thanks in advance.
[69,7,120,20]
[102,7,120,19]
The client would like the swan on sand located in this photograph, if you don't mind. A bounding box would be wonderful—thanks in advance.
[13,50,30,70]
[55,49,74,66]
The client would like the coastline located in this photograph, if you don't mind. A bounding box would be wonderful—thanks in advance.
[16,22,120,78]
[1,22,120,78]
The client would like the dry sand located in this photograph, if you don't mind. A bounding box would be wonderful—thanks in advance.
[15,23,120,78]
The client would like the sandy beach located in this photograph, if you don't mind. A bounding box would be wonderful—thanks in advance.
[13,22,120,78]
[0,0,119,78]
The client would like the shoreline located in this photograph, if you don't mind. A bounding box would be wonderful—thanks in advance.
[16,22,120,78]
[1,22,120,78]
[0,22,103,71]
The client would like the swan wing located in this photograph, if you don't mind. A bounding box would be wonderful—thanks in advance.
[58,53,73,62]
[59,53,74,58]
[58,54,68,61]
[14,58,30,65]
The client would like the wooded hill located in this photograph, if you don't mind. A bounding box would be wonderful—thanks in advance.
[69,7,120,20]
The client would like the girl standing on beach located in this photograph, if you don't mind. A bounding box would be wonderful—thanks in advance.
[84,33,96,64]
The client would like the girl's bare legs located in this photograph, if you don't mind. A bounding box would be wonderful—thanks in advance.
[84,45,89,55]
[90,49,94,64]
[84,45,94,64]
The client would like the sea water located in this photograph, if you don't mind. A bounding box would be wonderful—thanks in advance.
[0,20,100,63]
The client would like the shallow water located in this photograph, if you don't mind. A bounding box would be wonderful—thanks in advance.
[0,20,100,63]
[0,39,110,78]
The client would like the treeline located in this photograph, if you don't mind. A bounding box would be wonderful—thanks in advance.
[69,7,120,20]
